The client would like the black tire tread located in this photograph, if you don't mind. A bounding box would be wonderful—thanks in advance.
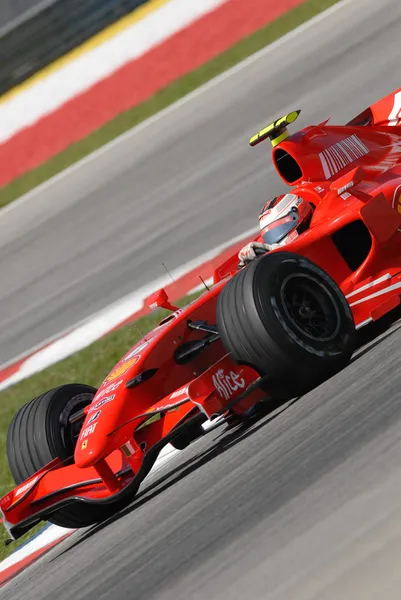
[6,384,123,529]
[217,252,355,397]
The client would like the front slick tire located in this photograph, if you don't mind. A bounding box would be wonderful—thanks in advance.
[6,384,128,529]
[216,252,355,399]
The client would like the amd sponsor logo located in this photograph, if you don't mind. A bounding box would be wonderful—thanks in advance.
[80,423,97,440]
[212,369,246,401]
[15,476,39,498]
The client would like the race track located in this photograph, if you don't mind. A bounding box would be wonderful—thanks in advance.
[4,319,401,600]
[0,0,398,365]
[3,0,401,597]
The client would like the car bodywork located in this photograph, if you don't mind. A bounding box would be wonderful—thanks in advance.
[4,87,401,540]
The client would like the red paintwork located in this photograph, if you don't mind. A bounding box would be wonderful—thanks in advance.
[4,87,401,538]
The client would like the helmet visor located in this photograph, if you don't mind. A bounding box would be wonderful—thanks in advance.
[261,212,299,246]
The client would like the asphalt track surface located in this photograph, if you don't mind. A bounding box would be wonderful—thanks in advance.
[0,0,399,366]
[4,318,401,600]
[3,0,401,598]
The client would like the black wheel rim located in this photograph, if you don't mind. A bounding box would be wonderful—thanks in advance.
[59,392,94,455]
[279,273,341,342]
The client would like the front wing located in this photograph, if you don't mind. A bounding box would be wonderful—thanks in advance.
[1,356,263,540]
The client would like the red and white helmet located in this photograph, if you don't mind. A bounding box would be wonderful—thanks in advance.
[259,193,313,248]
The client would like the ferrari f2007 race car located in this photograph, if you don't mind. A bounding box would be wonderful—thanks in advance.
[3,87,401,541]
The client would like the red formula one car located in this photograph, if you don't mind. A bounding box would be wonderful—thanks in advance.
[3,87,401,541]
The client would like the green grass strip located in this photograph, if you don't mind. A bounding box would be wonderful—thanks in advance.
[0,0,340,210]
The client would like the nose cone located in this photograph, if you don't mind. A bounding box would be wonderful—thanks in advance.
[74,341,151,467]
[74,420,107,468]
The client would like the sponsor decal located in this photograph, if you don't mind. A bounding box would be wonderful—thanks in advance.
[105,357,139,382]
[341,192,352,200]
[121,440,136,457]
[265,214,293,232]
[319,135,369,179]
[88,394,115,413]
[87,410,101,425]
[145,401,183,415]
[170,386,189,399]
[212,369,246,401]
[15,476,39,498]
[80,423,97,440]
[314,185,325,193]
[123,341,149,361]
[0,492,13,510]
[337,181,354,195]
[96,380,123,399]
[81,440,88,450]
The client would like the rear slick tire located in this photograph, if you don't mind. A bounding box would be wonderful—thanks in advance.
[216,252,355,398]
[6,384,126,529]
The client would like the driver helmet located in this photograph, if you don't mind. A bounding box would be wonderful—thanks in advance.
[259,193,313,248]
